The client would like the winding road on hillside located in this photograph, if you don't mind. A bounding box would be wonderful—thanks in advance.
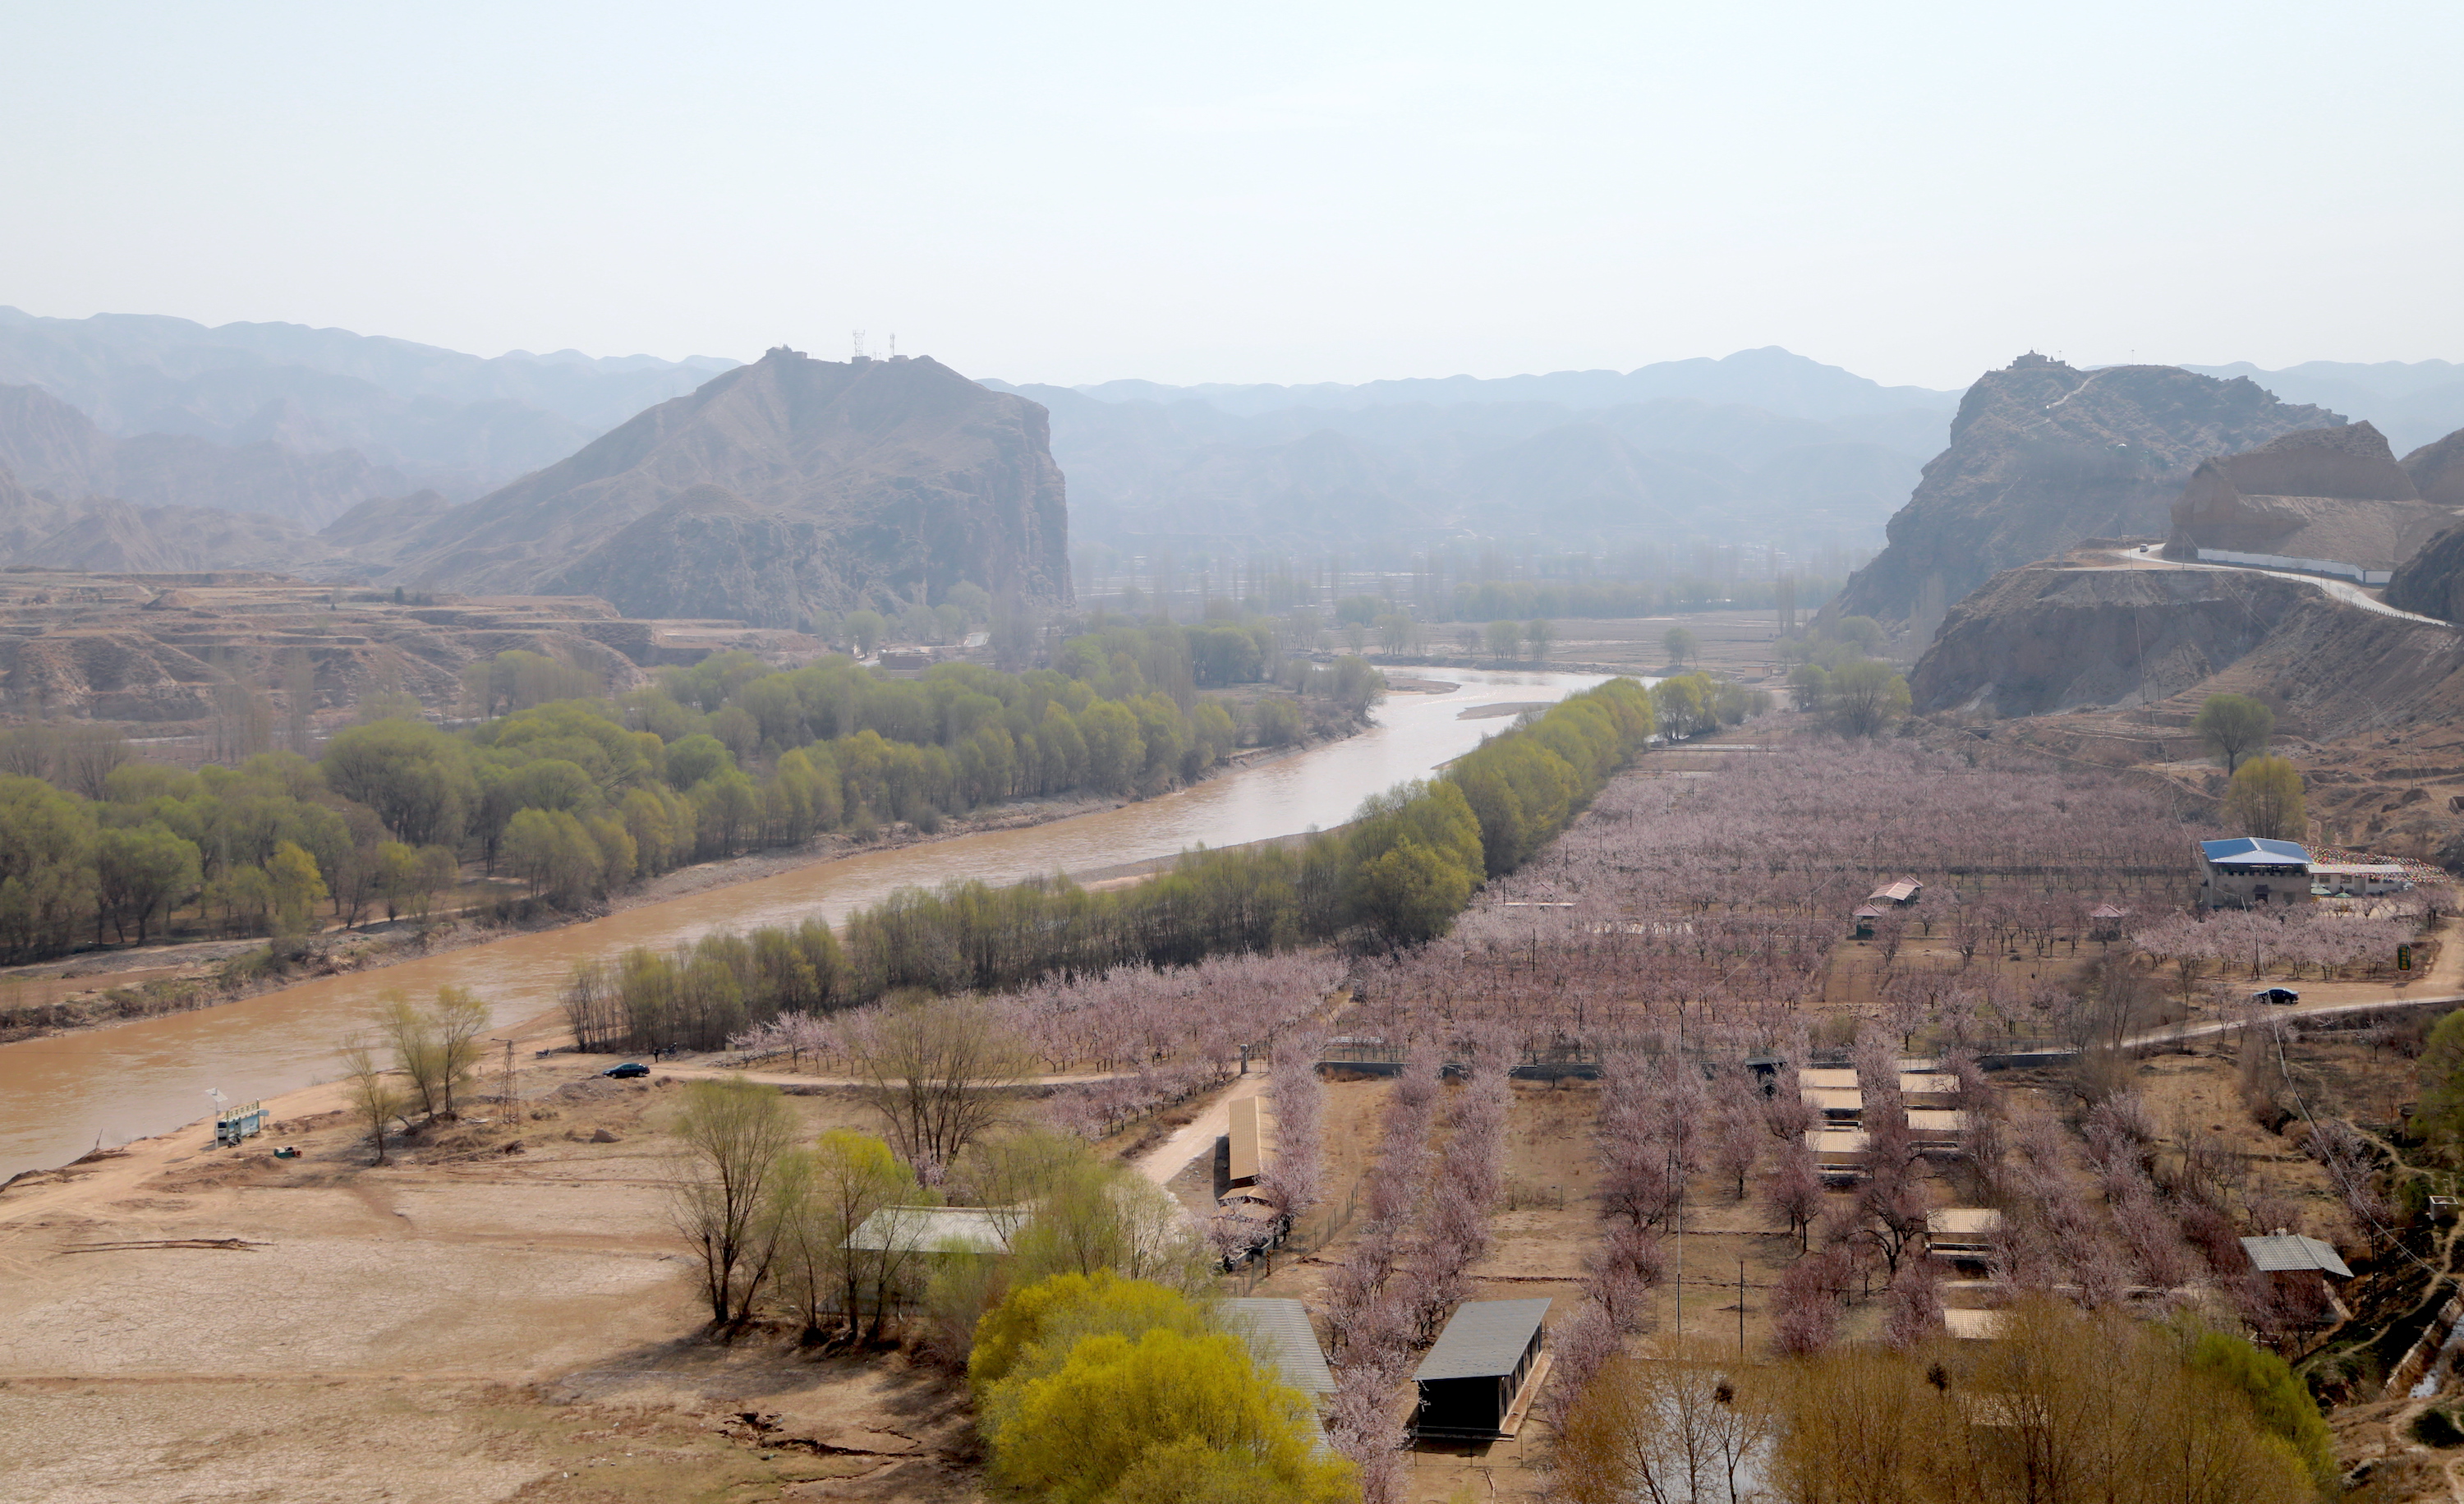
[2098,542,2452,627]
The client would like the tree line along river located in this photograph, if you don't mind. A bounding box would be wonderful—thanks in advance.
[0,669,1612,1182]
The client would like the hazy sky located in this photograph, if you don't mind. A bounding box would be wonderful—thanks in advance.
[3,2,2457,390]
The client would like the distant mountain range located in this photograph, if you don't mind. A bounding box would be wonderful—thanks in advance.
[2,305,2462,630]
[2185,361,2464,454]
[988,348,1963,550]
[0,306,733,500]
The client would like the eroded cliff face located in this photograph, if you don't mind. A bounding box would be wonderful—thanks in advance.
[1832,355,2339,630]
[1909,565,2312,716]
[1911,558,2464,743]
[386,349,1073,628]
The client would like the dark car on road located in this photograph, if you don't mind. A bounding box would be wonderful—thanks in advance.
[2251,987,2300,1005]
[603,1061,651,1079]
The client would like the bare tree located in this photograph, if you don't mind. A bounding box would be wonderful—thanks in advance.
[669,1078,800,1333]
[1557,1341,1775,1504]
[848,995,1028,1176]
[374,986,490,1118]
[338,1033,411,1166]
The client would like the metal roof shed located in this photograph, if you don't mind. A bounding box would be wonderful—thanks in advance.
[1225,1298,1335,1396]
[1414,1298,1551,1440]
[2200,838,2312,868]
[2241,1234,2352,1279]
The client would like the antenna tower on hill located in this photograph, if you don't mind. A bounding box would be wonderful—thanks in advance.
[852,329,867,359]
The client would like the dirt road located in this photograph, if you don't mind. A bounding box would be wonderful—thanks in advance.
[1133,1073,1267,1188]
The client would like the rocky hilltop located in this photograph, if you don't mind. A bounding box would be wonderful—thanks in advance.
[1830,354,2340,631]
[386,349,1071,628]
[2163,421,2457,573]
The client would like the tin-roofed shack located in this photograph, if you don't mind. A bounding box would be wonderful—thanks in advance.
[1413,1298,1551,1440]
[2241,1232,2352,1322]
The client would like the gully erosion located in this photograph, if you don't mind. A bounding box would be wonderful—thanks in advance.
[0,668,1611,1182]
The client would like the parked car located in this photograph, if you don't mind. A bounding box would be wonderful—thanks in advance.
[603,1061,650,1079]
[2251,987,2300,1005]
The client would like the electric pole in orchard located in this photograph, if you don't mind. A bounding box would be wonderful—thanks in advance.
[491,1038,515,1115]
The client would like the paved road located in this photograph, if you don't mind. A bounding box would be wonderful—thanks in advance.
[2100,543,2450,627]
[2122,991,2464,1053]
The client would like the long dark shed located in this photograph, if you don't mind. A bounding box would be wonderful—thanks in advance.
[1412,1298,1549,1439]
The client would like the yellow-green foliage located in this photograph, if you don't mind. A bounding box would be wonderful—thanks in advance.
[972,1273,1354,1504]
[2183,1327,2336,1491]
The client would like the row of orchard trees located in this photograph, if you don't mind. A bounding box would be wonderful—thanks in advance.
[562,680,1665,1055]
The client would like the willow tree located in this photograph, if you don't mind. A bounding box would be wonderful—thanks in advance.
[2224,756,2305,841]
[2195,692,2275,773]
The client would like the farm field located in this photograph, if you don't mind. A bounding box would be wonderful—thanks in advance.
[4,730,2454,1501]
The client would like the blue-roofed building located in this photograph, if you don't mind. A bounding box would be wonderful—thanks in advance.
[2197,837,2312,909]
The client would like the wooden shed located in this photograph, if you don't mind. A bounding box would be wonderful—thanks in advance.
[1413,1298,1551,1440]
[1228,1096,1263,1188]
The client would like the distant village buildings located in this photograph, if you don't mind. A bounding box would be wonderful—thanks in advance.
[2196,837,2414,908]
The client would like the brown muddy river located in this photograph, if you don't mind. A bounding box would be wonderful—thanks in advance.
[0,669,1611,1180]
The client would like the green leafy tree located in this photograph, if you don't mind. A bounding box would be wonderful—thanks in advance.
[93,823,201,944]
[1485,619,1524,661]
[2224,756,2305,841]
[264,839,329,939]
[1827,660,1911,738]
[1348,835,1476,948]
[2417,1009,2464,1148]
[2195,692,2275,773]
[1078,700,1144,795]
[770,1128,926,1343]
[320,718,477,848]
[2183,1328,2336,1491]
[1662,625,1698,667]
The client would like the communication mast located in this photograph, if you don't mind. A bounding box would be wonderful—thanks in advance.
[851,329,867,360]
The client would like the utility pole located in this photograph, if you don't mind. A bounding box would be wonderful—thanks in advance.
[492,1038,515,1115]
